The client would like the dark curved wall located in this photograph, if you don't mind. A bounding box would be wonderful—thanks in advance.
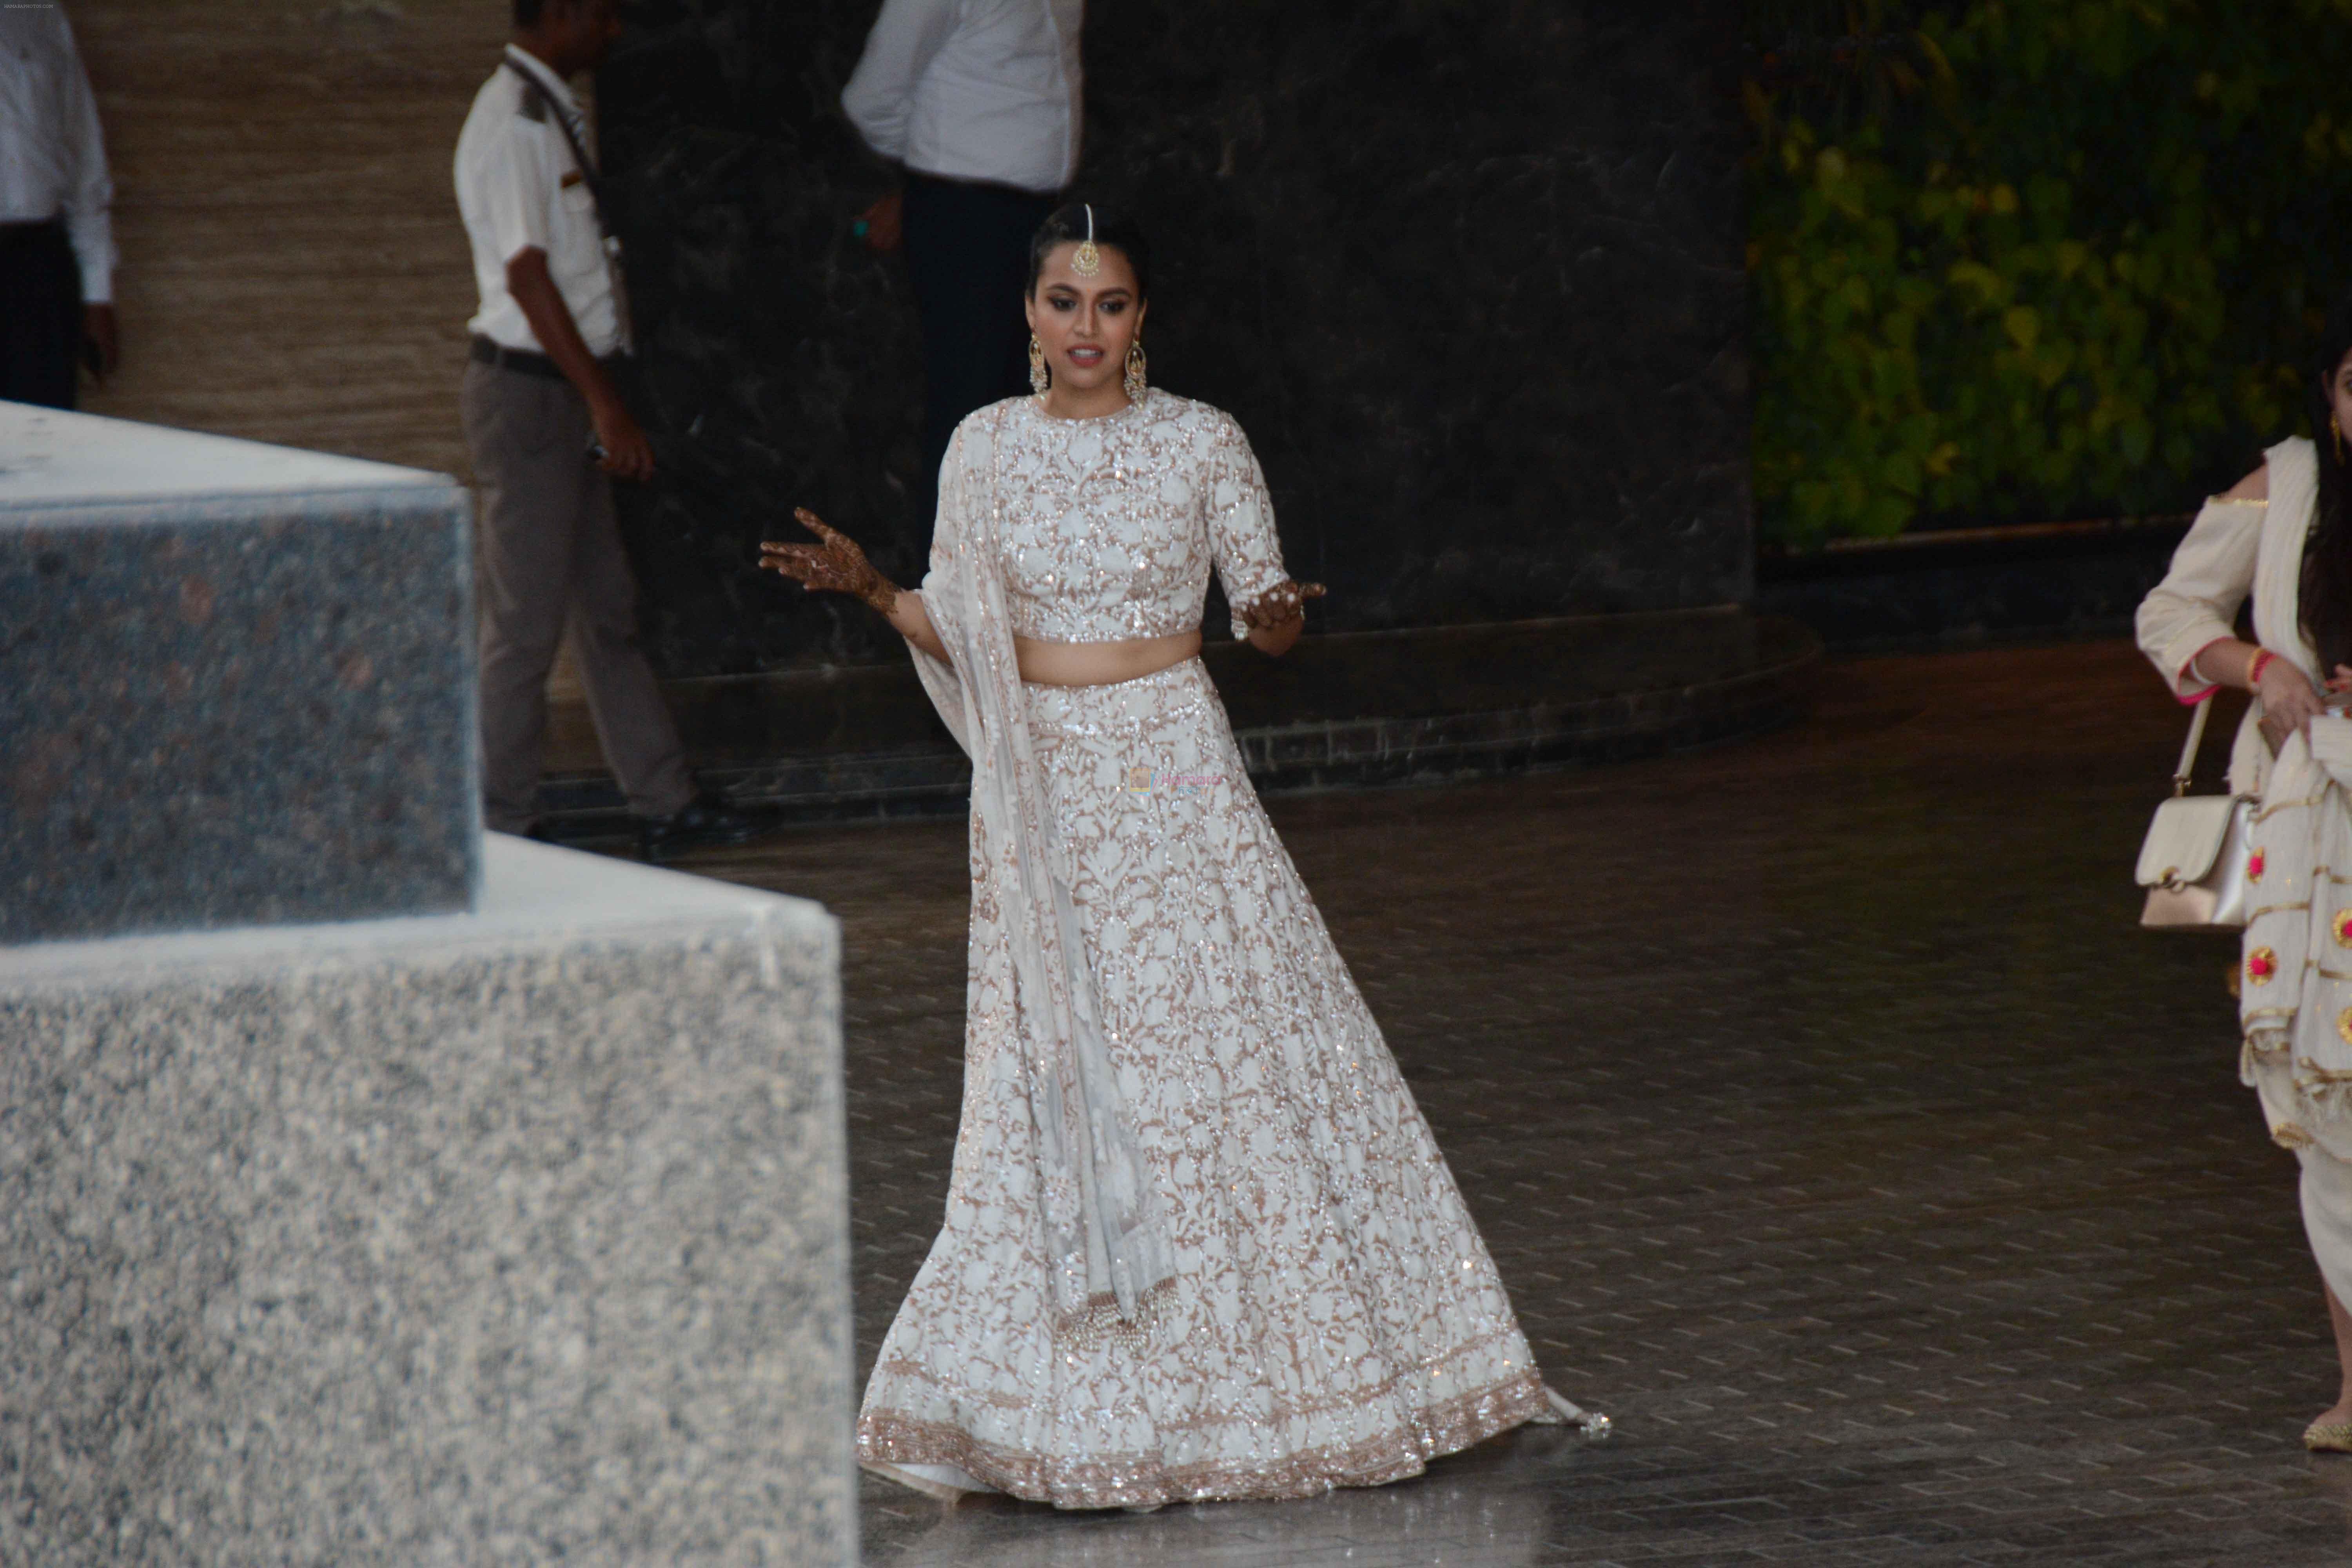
[599,0,1748,677]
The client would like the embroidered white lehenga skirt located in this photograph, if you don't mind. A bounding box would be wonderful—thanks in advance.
[856,659,1558,1510]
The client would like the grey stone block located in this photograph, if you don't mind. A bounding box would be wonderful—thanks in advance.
[0,835,854,1567]
[0,403,477,944]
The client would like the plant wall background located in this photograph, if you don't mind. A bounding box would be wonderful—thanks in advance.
[1749,0,2352,546]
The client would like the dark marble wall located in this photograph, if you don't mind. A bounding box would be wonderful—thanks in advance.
[599,0,1748,675]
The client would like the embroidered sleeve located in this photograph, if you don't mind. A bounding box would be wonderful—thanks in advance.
[1204,414,1288,640]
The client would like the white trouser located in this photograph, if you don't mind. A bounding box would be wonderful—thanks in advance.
[2300,1145,2352,1308]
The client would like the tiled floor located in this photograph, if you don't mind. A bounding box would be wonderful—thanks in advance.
[667,639,2352,1564]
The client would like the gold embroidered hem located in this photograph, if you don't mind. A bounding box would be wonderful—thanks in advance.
[873,1321,1535,1436]
[860,1370,1553,1510]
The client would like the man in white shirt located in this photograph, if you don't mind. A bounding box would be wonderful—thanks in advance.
[0,4,120,409]
[455,0,769,860]
[842,0,1083,537]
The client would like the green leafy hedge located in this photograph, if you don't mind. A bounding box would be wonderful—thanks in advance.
[1749,1,2352,546]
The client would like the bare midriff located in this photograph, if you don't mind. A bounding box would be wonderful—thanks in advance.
[1014,630,1203,688]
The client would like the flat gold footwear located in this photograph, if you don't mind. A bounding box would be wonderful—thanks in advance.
[2304,1421,2352,1453]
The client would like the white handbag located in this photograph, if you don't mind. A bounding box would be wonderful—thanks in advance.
[2137,695,2257,931]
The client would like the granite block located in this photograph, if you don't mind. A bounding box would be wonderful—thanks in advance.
[0,403,478,944]
[0,834,853,1567]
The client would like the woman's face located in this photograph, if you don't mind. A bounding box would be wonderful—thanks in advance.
[1025,243,1145,396]
[2330,348,2352,446]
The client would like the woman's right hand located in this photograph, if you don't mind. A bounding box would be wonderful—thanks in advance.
[759,508,900,616]
[2258,652,2331,752]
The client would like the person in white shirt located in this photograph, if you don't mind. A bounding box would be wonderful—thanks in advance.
[0,3,120,408]
[842,0,1084,539]
[454,0,770,860]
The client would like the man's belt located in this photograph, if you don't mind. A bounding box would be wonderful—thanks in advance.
[470,336,568,381]
[0,215,67,244]
[470,336,630,382]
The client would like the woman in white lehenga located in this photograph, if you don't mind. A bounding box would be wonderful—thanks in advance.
[764,203,1602,1511]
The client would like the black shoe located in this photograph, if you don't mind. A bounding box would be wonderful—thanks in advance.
[638,793,775,863]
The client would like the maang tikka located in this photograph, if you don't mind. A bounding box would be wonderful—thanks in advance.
[1072,203,1101,278]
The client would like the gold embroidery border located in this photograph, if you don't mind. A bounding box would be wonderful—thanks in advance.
[876,1322,1529,1432]
[859,1368,1551,1509]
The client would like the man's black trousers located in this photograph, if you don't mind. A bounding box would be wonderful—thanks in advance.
[901,172,1056,546]
[0,219,82,410]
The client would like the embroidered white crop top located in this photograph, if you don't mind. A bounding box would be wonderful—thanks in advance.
[931,390,1290,642]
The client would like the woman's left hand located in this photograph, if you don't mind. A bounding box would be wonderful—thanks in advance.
[1238,579,1326,630]
[2258,654,2332,752]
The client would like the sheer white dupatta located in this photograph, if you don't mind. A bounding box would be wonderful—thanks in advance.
[907,403,1176,1336]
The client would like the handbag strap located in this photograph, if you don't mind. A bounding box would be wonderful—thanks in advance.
[2173,695,2214,797]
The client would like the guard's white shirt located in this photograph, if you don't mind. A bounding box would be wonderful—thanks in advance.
[842,0,1083,194]
[0,7,115,302]
[454,45,624,357]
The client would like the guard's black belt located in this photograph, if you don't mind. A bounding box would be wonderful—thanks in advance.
[470,335,568,381]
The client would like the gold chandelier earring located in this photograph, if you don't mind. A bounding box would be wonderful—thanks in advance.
[1123,338,1147,402]
[1029,334,1050,396]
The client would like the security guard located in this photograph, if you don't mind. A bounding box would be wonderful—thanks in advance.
[454,0,767,858]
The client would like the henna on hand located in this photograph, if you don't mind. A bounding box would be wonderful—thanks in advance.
[1237,579,1326,631]
[759,506,900,616]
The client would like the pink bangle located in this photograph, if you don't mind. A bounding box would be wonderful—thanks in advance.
[2250,649,2278,690]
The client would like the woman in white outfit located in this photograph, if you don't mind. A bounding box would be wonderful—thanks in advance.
[2138,295,2352,1452]
[763,203,1601,1509]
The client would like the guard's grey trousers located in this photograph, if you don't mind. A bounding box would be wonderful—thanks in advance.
[461,359,693,831]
